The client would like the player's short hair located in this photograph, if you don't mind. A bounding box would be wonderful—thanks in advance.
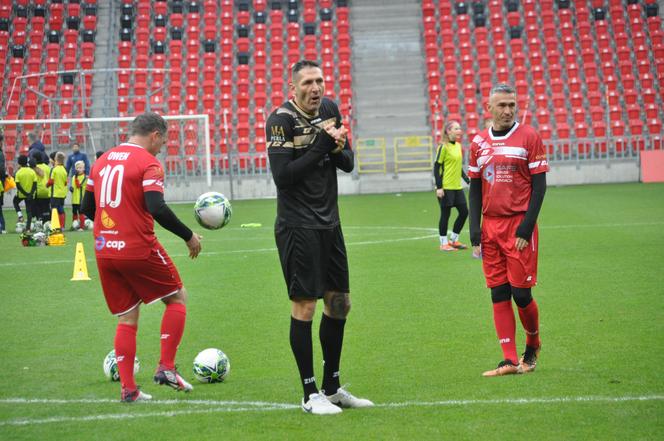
[292,60,320,80]
[75,160,85,169]
[131,112,167,137]
[18,155,28,166]
[55,151,66,164]
[490,83,516,97]
[95,150,104,159]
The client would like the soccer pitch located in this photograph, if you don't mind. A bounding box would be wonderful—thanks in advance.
[1,182,663,440]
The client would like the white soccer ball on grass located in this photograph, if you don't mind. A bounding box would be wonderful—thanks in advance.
[103,349,140,382]
[193,348,230,383]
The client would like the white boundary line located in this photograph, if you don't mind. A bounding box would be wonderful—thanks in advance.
[0,395,662,427]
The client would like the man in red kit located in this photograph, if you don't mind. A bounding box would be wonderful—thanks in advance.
[468,84,548,377]
[81,112,202,402]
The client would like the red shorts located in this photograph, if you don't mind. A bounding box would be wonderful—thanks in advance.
[481,215,539,289]
[96,243,183,316]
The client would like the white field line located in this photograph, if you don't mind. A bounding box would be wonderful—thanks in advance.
[1,221,663,268]
[0,395,662,427]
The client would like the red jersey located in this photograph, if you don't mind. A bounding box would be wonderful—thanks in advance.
[468,122,549,217]
[87,143,165,259]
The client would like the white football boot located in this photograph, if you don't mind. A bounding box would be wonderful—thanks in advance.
[325,386,374,408]
[301,392,343,415]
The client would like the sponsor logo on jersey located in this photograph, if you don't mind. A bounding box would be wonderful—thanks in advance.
[95,235,106,251]
[101,209,116,229]
[270,125,286,142]
[483,163,495,185]
[95,235,126,251]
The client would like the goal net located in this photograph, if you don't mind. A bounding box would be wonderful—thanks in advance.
[0,114,212,186]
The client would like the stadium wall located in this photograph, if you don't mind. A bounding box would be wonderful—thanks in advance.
[159,159,641,202]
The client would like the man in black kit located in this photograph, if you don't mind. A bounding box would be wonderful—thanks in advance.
[266,60,374,415]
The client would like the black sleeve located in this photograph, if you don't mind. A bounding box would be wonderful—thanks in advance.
[16,182,26,197]
[80,189,96,219]
[0,153,6,182]
[516,173,547,240]
[330,138,354,172]
[267,113,338,189]
[144,191,193,242]
[468,178,483,246]
[433,145,443,189]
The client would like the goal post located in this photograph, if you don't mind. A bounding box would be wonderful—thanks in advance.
[0,114,212,187]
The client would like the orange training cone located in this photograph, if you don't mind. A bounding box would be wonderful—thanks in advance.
[71,242,91,281]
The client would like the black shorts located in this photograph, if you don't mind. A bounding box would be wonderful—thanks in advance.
[51,197,65,213]
[274,223,349,299]
[440,189,467,208]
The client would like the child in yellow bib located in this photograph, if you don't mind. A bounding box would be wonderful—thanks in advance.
[70,160,88,230]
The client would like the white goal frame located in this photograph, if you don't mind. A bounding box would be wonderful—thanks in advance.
[0,114,212,187]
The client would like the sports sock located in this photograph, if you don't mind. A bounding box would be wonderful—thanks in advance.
[59,213,65,229]
[79,213,86,225]
[440,236,448,245]
[290,317,318,400]
[319,313,346,395]
[449,232,459,242]
[115,323,138,391]
[492,301,518,365]
[518,299,540,348]
[159,303,187,370]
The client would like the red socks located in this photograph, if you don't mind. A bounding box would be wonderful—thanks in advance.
[518,299,541,348]
[159,303,187,370]
[59,213,65,229]
[115,323,138,391]
[492,301,518,365]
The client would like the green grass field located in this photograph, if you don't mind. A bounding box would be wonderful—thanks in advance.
[1,182,663,440]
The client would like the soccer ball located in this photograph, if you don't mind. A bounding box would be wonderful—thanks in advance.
[103,349,140,382]
[43,221,51,232]
[193,192,232,230]
[15,222,25,234]
[193,348,230,383]
[84,219,94,230]
[71,220,80,230]
[32,220,43,233]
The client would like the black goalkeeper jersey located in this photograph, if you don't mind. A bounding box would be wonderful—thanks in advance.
[266,97,354,228]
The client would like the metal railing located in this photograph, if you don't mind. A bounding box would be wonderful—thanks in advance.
[355,137,387,173]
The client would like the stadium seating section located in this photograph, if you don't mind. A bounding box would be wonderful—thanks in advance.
[422,0,664,155]
[116,0,351,175]
[2,0,663,173]
[1,0,98,165]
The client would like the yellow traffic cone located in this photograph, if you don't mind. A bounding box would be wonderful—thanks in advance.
[48,208,66,246]
[50,208,61,231]
[71,242,91,281]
